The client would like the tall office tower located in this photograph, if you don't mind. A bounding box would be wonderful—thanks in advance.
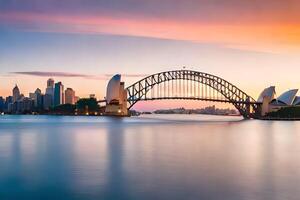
[34,88,43,109]
[65,88,75,104]
[43,94,53,110]
[54,82,64,106]
[46,78,55,106]
[47,78,54,88]
[12,84,20,102]
[46,78,54,95]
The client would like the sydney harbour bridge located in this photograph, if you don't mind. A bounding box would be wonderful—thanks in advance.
[104,70,262,119]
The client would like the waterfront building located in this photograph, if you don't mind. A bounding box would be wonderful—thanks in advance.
[25,98,34,113]
[0,97,4,112]
[65,88,75,104]
[4,96,13,112]
[12,84,20,102]
[15,95,24,114]
[43,94,53,110]
[10,97,34,114]
[21,97,34,113]
[34,88,43,110]
[258,86,300,116]
[276,89,299,105]
[33,88,43,110]
[54,82,64,106]
[7,103,13,113]
[11,101,17,114]
[268,89,299,112]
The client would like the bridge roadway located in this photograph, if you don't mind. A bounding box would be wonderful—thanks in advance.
[137,97,260,105]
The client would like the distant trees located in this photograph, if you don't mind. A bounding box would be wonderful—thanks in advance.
[76,98,100,115]
[46,98,103,115]
[266,107,300,119]
[49,104,76,115]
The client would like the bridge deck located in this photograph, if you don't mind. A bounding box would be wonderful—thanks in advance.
[135,97,260,105]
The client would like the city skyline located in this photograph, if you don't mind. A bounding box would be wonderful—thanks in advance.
[2,69,300,111]
[1,0,300,110]
[0,77,81,114]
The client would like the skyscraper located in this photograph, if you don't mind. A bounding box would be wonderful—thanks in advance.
[46,78,55,106]
[54,82,64,106]
[65,88,75,104]
[46,78,54,95]
[43,94,53,110]
[47,78,54,88]
[34,88,43,109]
[12,84,20,102]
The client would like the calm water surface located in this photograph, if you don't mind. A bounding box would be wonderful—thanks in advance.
[1,114,300,200]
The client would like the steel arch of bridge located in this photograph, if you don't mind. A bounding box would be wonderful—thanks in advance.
[126,70,259,118]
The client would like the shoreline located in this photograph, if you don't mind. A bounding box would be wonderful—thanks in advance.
[2,113,300,121]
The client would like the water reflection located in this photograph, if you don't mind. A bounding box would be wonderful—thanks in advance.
[1,115,300,200]
[70,126,109,197]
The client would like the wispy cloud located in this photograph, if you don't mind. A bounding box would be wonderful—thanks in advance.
[108,74,150,78]
[12,71,94,78]
[10,71,149,79]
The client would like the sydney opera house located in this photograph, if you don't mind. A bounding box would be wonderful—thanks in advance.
[258,86,300,116]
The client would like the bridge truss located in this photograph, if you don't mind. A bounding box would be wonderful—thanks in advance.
[126,70,260,118]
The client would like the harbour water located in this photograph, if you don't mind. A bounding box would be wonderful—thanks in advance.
[1,114,300,200]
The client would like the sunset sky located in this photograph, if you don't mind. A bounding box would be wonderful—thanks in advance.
[1,0,300,110]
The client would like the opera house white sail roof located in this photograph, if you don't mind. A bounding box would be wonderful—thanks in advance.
[106,74,121,104]
[293,96,300,105]
[276,89,298,105]
[257,86,276,103]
